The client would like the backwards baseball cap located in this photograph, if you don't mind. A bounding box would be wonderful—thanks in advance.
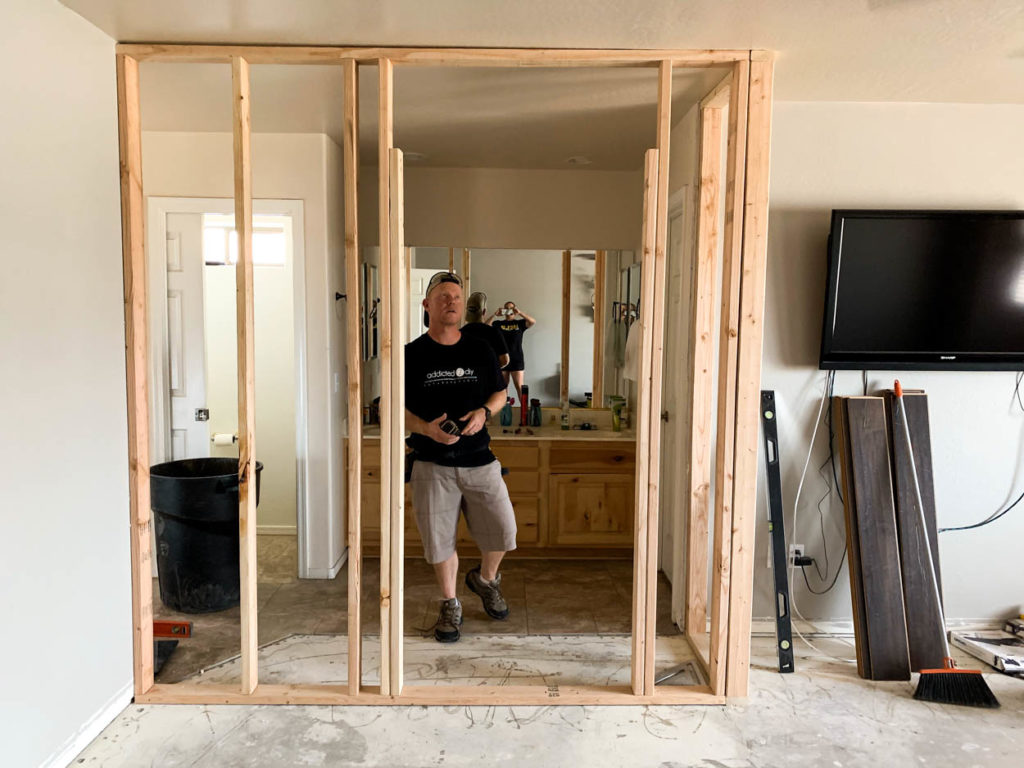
[425,271,463,296]
[465,290,487,321]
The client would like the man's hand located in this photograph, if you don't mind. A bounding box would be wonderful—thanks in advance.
[459,408,487,436]
[424,413,460,445]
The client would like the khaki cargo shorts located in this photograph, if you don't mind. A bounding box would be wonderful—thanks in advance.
[409,459,517,564]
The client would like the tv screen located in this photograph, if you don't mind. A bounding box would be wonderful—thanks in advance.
[819,210,1024,370]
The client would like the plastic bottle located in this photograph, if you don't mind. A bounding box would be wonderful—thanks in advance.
[500,397,513,426]
[560,401,570,430]
[529,398,542,427]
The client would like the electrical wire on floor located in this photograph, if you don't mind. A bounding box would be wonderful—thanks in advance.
[785,369,856,663]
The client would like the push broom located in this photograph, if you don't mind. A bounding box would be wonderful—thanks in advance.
[893,380,1000,708]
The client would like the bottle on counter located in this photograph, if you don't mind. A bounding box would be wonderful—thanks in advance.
[585,391,593,408]
[500,397,513,426]
[520,384,530,427]
[528,398,542,427]
[560,401,570,430]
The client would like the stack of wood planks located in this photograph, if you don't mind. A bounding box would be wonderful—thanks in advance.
[833,390,945,681]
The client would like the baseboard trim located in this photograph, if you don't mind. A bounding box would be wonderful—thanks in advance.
[257,525,297,536]
[43,681,133,768]
[304,547,348,579]
[749,616,1003,637]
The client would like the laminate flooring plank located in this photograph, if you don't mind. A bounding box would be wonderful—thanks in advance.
[844,397,911,681]
[833,397,870,679]
[884,390,945,671]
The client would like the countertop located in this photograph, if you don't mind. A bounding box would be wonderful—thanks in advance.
[359,425,636,442]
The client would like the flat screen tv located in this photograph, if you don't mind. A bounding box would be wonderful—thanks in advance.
[819,210,1024,370]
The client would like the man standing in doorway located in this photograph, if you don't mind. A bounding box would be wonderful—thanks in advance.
[405,271,517,643]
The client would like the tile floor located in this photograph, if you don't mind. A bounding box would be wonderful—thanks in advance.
[154,536,677,683]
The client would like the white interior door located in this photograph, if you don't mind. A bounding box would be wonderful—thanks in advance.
[164,212,210,460]
[659,199,688,608]
[408,267,434,342]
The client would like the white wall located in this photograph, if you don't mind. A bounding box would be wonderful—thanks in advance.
[0,2,132,766]
[759,102,1024,622]
[143,131,347,576]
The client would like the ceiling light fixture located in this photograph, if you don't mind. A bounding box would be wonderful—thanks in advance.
[566,155,593,166]
[404,151,428,162]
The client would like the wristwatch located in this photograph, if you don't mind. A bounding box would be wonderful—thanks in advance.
[482,405,492,420]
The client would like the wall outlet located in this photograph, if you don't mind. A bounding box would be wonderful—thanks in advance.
[788,544,805,567]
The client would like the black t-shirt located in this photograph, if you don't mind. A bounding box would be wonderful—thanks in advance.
[405,332,504,466]
[460,322,509,367]
[495,318,529,371]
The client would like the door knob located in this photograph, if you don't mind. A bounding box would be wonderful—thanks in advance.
[661,411,669,422]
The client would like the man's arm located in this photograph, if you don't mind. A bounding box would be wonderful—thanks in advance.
[459,389,510,436]
[516,308,537,329]
[405,409,459,445]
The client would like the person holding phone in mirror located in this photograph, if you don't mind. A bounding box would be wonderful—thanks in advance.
[404,272,517,643]
[487,301,536,407]
[461,291,510,370]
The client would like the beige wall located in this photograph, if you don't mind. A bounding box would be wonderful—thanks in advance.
[761,102,1024,622]
[360,166,644,250]
[0,1,131,766]
[142,131,347,576]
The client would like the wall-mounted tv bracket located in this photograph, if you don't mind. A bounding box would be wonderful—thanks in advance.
[761,390,795,673]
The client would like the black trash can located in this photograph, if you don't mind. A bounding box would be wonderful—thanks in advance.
[150,458,263,613]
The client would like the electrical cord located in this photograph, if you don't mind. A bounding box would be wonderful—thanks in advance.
[785,371,856,661]
[938,372,1024,533]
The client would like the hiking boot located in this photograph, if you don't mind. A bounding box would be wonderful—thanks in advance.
[465,566,510,620]
[434,597,463,643]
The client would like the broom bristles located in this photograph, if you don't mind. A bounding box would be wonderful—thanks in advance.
[914,660,1000,708]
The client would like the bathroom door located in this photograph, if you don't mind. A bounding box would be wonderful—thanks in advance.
[163,212,211,461]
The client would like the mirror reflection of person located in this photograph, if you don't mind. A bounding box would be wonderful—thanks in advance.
[487,301,536,406]
[404,272,516,644]
[460,291,510,370]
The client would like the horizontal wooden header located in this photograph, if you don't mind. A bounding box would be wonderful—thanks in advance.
[115,43,756,67]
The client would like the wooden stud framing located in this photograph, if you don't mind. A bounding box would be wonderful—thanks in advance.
[231,55,259,695]
[684,103,724,639]
[388,148,407,695]
[377,58,395,696]
[630,149,659,694]
[117,44,748,67]
[342,57,363,695]
[592,250,606,407]
[115,43,773,707]
[448,246,455,273]
[560,250,571,406]
[707,59,750,695]
[642,61,672,693]
[116,53,154,697]
[460,247,471,296]
[724,52,774,698]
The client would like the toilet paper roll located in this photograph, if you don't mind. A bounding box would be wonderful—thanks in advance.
[212,433,236,446]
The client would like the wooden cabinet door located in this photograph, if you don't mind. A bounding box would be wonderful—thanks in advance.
[549,474,634,545]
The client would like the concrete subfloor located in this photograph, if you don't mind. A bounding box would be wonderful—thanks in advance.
[75,635,1024,767]
[153,536,675,683]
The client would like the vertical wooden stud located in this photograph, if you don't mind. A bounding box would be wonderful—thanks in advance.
[684,103,724,638]
[725,52,774,698]
[116,54,154,697]
[461,247,471,296]
[708,58,750,696]
[560,250,571,406]
[643,60,672,693]
[231,55,259,695]
[592,250,606,408]
[448,246,455,273]
[630,149,659,694]
[342,57,363,696]
[376,58,394,696]
[388,148,407,695]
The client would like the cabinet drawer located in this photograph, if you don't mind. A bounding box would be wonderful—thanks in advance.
[492,444,540,469]
[503,471,539,494]
[549,444,635,473]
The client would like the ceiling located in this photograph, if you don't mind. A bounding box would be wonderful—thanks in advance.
[63,0,1024,170]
